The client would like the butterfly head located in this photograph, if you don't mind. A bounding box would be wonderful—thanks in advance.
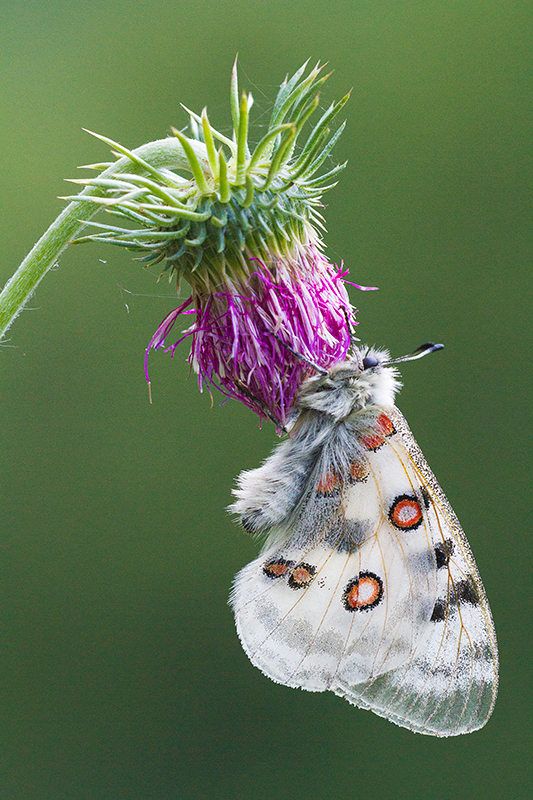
[295,347,401,421]
[295,342,443,423]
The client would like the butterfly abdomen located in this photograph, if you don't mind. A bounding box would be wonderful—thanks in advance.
[230,429,326,534]
[231,406,395,542]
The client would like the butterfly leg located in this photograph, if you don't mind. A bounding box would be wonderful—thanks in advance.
[232,379,287,432]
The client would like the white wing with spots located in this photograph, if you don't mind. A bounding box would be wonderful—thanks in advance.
[337,407,498,736]
[231,407,498,736]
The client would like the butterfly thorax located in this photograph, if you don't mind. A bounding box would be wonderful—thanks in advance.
[289,347,401,429]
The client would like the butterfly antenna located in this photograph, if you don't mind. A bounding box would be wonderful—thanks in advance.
[270,333,328,376]
[383,342,444,365]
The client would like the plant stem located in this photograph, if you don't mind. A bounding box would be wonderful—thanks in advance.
[0,137,205,341]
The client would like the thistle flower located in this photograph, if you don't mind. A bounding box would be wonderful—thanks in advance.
[70,61,373,425]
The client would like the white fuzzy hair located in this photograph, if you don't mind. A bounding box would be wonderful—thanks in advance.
[230,347,401,535]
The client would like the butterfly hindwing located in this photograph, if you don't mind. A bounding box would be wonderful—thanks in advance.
[233,526,434,693]
[231,406,498,736]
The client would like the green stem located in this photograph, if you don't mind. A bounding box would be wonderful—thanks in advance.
[0,137,207,340]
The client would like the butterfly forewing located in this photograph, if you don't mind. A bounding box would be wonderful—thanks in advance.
[336,407,499,736]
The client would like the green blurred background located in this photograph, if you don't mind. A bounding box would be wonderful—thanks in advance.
[1,2,530,798]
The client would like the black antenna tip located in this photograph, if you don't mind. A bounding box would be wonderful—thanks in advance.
[417,342,444,354]
[384,341,445,366]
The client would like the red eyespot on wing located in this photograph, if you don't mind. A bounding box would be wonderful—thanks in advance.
[359,432,385,451]
[359,414,396,451]
[342,572,383,611]
[288,563,316,590]
[349,459,370,482]
[316,471,341,495]
[389,495,423,530]
[376,413,395,437]
[263,558,295,579]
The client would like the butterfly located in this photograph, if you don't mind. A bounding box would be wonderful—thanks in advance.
[229,343,498,736]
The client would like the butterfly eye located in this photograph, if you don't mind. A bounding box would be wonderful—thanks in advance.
[362,355,379,370]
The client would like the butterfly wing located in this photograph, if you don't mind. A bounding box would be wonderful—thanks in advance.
[231,407,498,736]
[334,407,498,735]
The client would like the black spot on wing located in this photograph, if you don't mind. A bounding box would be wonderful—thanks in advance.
[434,539,454,569]
[455,577,480,606]
[420,485,431,509]
[430,599,446,622]
[429,575,480,624]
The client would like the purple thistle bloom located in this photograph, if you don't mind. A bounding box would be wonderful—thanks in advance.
[147,245,359,424]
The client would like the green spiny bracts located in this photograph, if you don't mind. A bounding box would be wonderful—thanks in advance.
[70,60,349,294]
[66,61,366,425]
